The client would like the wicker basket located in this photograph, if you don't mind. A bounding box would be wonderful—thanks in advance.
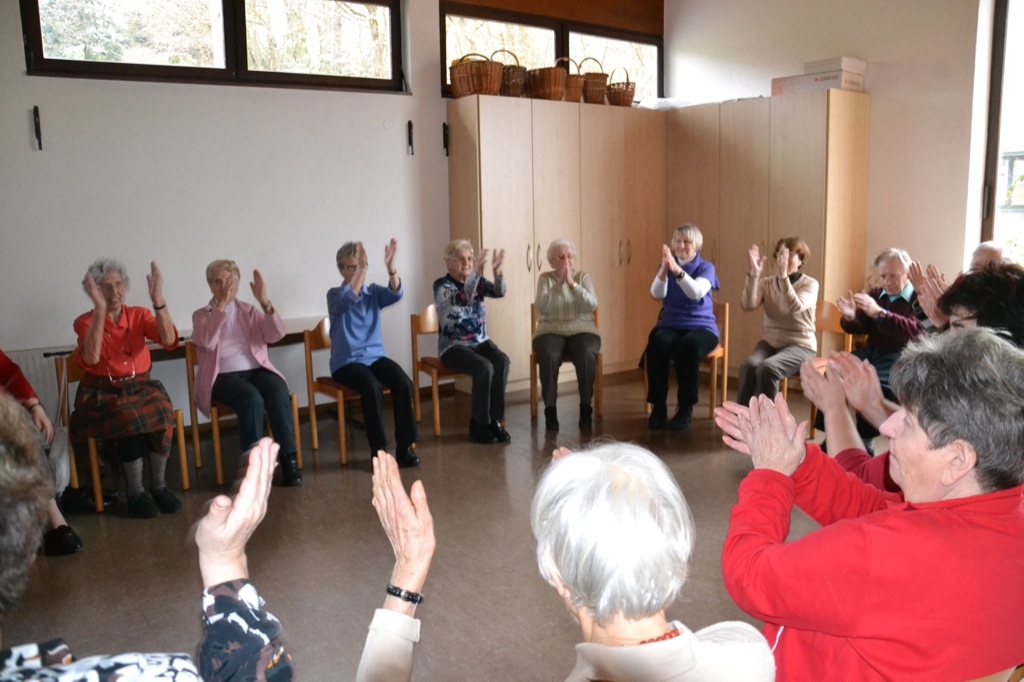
[449,53,503,98]
[606,67,636,107]
[491,49,527,98]
[557,57,584,103]
[526,65,566,101]
[579,57,608,105]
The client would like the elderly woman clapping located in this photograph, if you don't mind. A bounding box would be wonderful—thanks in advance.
[533,239,601,431]
[191,260,301,486]
[717,328,1024,680]
[71,258,181,518]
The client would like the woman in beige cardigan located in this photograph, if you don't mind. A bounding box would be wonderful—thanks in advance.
[736,237,818,405]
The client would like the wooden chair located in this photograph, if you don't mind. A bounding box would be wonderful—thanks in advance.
[410,304,468,437]
[303,317,378,466]
[528,303,603,419]
[643,301,730,420]
[56,353,188,513]
[184,341,302,485]
[969,665,1024,682]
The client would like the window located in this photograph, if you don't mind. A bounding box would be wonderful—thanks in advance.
[440,3,661,103]
[19,0,404,91]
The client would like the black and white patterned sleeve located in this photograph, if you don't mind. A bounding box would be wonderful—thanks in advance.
[199,580,292,682]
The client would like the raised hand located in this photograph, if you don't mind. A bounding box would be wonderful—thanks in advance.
[147,261,165,307]
[908,261,927,291]
[714,401,753,455]
[837,291,857,320]
[384,238,398,272]
[776,246,790,278]
[853,292,884,319]
[829,353,886,416]
[475,248,490,275]
[195,437,277,588]
[662,244,681,277]
[250,269,270,308]
[799,357,847,414]
[740,395,807,476]
[491,248,505,275]
[747,244,766,277]
[356,242,369,270]
[84,274,107,312]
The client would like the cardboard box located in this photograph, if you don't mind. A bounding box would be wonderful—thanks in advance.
[771,70,864,96]
[804,56,866,76]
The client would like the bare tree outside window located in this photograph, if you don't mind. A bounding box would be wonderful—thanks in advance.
[445,14,554,81]
[570,32,658,104]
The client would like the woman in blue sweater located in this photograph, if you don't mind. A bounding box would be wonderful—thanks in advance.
[644,224,720,432]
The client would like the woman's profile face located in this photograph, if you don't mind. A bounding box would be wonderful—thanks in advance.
[98,271,126,311]
[446,250,474,282]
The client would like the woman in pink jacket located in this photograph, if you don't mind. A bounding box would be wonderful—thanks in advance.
[191,260,301,486]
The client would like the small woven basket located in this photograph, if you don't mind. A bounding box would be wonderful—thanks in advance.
[606,67,636,107]
[557,57,584,103]
[491,49,527,98]
[526,65,566,101]
[579,57,608,105]
[449,53,503,98]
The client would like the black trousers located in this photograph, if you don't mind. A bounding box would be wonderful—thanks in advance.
[441,340,509,424]
[644,326,719,411]
[332,357,418,453]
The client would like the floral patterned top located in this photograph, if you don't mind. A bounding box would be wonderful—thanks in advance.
[0,581,291,681]
[433,272,506,356]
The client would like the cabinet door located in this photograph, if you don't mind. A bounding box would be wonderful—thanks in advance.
[580,105,628,368]
[721,97,770,372]
[532,100,581,277]
[665,103,721,260]
[476,96,535,384]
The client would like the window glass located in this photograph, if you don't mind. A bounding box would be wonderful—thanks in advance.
[245,0,392,79]
[38,0,225,68]
[993,0,1024,262]
[444,14,555,83]
[569,32,658,104]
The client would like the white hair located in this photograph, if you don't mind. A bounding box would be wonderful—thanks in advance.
[873,248,912,271]
[530,442,694,626]
[82,257,130,291]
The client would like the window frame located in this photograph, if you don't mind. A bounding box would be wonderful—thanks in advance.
[439,1,663,100]
[982,0,1010,238]
[18,0,405,92]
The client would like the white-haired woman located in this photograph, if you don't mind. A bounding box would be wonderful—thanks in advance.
[533,239,600,431]
[191,259,301,486]
[644,224,720,432]
[433,239,510,445]
[70,258,181,518]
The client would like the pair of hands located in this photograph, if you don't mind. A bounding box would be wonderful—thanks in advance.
[660,244,683,278]
[715,395,808,476]
[474,248,505,277]
[555,259,576,288]
[908,261,949,327]
[748,244,790,279]
[85,261,167,313]
[837,290,886,320]
[214,269,271,311]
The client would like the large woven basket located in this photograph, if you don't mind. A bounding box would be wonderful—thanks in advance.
[449,53,503,98]
[579,57,608,105]
[526,65,566,101]
[557,57,584,103]
[491,49,527,98]
[606,67,636,107]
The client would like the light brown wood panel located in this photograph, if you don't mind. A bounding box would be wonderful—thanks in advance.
[665,103,721,261]
[447,0,663,36]
[720,97,771,373]
[447,97,483,242]
[532,99,581,276]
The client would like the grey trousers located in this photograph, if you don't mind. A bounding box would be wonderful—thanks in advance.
[736,340,816,406]
[532,332,602,407]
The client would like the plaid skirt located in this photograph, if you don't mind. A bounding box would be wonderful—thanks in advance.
[69,373,174,458]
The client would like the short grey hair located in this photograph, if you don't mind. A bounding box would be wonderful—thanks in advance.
[970,241,1005,272]
[336,242,359,268]
[444,239,474,260]
[82,257,129,291]
[890,327,1024,492]
[530,443,694,626]
[671,224,703,253]
[546,239,578,266]
[873,248,912,271]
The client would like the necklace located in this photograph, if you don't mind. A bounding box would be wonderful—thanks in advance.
[638,628,680,645]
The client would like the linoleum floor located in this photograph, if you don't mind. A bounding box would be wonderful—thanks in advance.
[9,375,820,680]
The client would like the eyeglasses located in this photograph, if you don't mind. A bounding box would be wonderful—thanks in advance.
[339,264,359,273]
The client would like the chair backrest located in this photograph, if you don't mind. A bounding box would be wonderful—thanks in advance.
[303,317,331,387]
[183,341,199,394]
[815,300,854,352]
[712,301,730,350]
[54,353,84,425]
[410,304,439,362]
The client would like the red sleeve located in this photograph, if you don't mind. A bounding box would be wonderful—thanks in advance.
[790,444,902,526]
[0,349,38,403]
[835,449,902,494]
[137,306,178,350]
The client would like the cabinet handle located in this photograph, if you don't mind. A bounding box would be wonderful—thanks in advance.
[536,244,542,273]
[618,240,623,266]
[626,239,632,265]
[526,243,532,272]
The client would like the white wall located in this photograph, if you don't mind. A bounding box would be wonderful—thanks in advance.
[0,0,449,412]
[663,0,990,282]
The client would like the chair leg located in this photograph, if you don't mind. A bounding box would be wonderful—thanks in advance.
[337,393,348,466]
[211,409,225,486]
[780,377,789,400]
[190,407,203,470]
[87,438,104,514]
[809,404,818,439]
[431,372,441,437]
[308,392,320,451]
[595,353,604,418]
[708,358,719,420]
[68,441,80,490]
[290,393,303,469]
[175,410,189,491]
[413,369,422,423]
[530,355,538,418]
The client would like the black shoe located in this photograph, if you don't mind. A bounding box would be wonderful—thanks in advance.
[469,419,498,444]
[395,445,421,469]
[43,525,83,556]
[579,404,593,429]
[152,486,181,514]
[127,492,160,519]
[275,453,303,487]
[59,487,118,515]
[668,408,693,432]
[648,404,668,430]
[489,420,512,443]
[544,406,559,432]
